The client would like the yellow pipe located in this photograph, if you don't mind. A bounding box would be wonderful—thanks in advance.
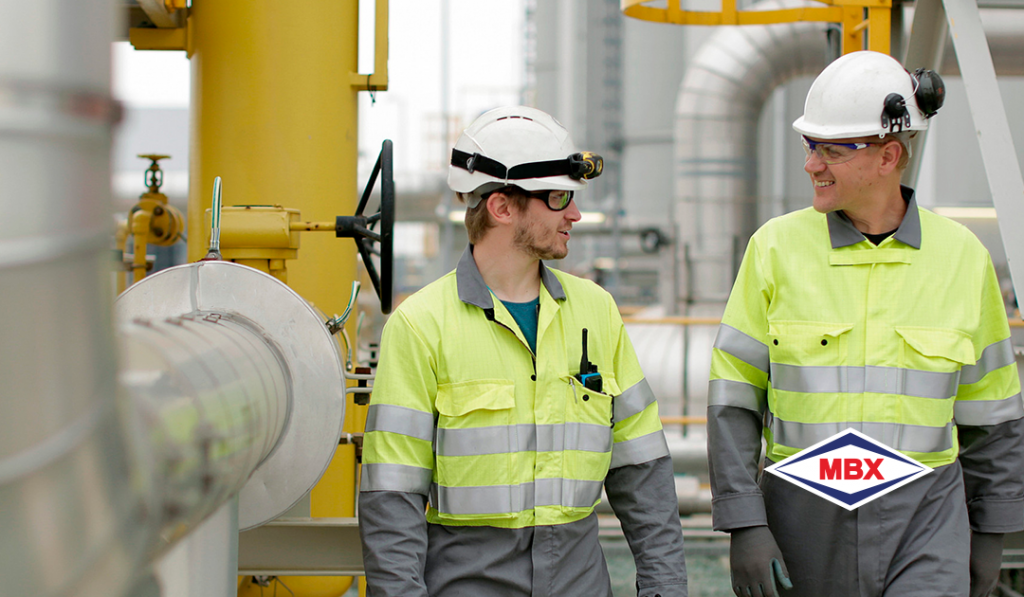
[183,1,375,594]
[115,219,129,295]
[131,208,152,283]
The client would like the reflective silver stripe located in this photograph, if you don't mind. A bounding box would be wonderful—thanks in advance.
[771,364,958,400]
[708,379,767,413]
[360,462,433,494]
[610,429,669,469]
[365,403,435,441]
[436,423,612,456]
[429,478,603,515]
[715,324,769,372]
[536,477,604,508]
[955,393,1024,426]
[960,339,1015,385]
[771,417,953,454]
[613,378,656,424]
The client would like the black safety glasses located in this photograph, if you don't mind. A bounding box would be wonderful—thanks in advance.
[528,190,575,211]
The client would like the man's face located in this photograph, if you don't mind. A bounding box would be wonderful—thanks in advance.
[512,191,582,260]
[803,136,891,214]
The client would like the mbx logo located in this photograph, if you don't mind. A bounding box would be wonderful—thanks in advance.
[765,428,932,510]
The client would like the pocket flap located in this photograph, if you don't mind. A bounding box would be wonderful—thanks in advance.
[768,321,854,339]
[435,380,515,417]
[895,326,976,365]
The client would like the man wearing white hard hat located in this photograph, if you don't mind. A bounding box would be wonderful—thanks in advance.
[708,51,1024,597]
[359,106,688,597]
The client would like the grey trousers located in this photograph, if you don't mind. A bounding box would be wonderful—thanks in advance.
[761,459,971,597]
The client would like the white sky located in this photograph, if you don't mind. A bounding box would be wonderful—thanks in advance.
[111,0,525,176]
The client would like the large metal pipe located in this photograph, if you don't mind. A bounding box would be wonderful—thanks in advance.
[117,313,291,553]
[0,0,139,595]
[674,0,828,310]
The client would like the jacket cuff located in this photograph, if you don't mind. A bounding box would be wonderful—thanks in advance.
[638,581,688,597]
[711,492,767,532]
[968,496,1024,533]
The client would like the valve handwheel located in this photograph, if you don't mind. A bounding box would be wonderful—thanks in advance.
[335,140,395,313]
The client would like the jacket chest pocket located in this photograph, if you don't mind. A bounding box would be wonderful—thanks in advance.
[566,379,615,428]
[767,321,854,367]
[434,380,516,518]
[560,379,613,512]
[895,326,975,373]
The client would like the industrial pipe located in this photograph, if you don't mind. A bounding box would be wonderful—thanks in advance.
[0,0,137,595]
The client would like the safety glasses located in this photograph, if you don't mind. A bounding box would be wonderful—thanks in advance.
[528,189,575,211]
[802,136,880,165]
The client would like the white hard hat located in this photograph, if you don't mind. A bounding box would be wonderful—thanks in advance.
[793,51,944,140]
[448,106,602,207]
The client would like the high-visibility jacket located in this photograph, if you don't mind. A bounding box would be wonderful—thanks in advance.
[361,247,670,528]
[708,188,1024,534]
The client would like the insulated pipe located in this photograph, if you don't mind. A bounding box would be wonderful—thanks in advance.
[118,313,291,553]
[0,0,139,595]
[674,0,828,309]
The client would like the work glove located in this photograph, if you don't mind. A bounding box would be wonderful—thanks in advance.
[969,531,1004,597]
[729,526,793,597]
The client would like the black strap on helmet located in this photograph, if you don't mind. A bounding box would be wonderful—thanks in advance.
[451,149,603,181]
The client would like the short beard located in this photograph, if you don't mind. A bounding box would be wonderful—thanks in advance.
[513,219,567,261]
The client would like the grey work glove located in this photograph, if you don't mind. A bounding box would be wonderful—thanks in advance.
[969,532,1004,597]
[730,526,793,597]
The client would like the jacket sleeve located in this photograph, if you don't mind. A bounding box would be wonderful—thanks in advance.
[956,258,1024,533]
[360,309,438,594]
[359,491,429,597]
[608,301,670,470]
[707,237,772,532]
[605,456,688,597]
[604,300,687,595]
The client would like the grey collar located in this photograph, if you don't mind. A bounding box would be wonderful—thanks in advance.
[826,185,922,249]
[456,244,566,310]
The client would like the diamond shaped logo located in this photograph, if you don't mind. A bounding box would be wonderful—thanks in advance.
[765,428,933,510]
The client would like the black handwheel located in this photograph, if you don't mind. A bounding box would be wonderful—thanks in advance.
[336,140,395,313]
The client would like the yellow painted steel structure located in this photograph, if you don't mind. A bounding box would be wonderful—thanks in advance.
[130,0,389,594]
[621,0,891,55]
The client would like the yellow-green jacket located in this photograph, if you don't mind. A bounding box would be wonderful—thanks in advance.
[362,248,668,526]
[359,246,687,597]
[708,189,1024,533]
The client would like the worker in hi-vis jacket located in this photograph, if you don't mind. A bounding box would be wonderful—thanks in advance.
[359,106,688,597]
[708,51,1024,597]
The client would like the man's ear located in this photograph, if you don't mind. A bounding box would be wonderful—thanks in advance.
[878,141,902,175]
[486,192,516,225]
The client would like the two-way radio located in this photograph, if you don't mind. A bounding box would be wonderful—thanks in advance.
[576,328,602,394]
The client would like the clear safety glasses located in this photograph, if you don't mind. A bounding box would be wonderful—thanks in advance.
[529,189,575,211]
[802,136,881,165]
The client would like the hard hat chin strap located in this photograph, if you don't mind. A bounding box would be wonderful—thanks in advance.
[451,149,603,182]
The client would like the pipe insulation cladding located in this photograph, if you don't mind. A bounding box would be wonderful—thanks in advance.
[0,0,134,594]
